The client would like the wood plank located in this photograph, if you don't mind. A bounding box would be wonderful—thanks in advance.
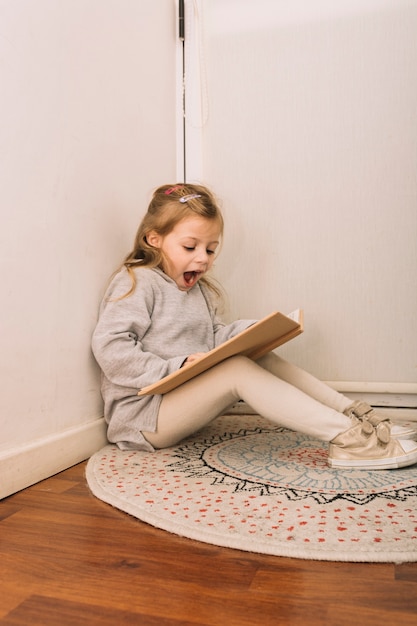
[1,595,201,626]
[250,567,417,613]
[326,604,417,626]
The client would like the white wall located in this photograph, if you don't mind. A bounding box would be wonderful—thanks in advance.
[2,0,416,498]
[189,0,417,392]
[0,0,177,497]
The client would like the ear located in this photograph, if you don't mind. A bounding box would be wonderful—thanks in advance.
[146,230,162,248]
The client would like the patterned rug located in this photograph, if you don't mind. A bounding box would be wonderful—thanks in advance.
[86,414,417,563]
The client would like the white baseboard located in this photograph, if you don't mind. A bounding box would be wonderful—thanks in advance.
[230,381,417,422]
[230,402,417,423]
[324,381,417,408]
[0,418,107,500]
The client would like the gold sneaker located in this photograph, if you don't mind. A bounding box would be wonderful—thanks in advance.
[328,416,417,470]
[343,400,417,440]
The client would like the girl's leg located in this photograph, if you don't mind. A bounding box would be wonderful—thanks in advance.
[143,355,351,449]
[257,353,417,440]
[256,352,351,413]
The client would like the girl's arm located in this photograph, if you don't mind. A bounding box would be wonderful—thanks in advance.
[213,318,257,347]
[91,272,187,390]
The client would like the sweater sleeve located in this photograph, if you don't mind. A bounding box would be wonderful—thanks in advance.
[91,270,185,390]
[213,319,257,347]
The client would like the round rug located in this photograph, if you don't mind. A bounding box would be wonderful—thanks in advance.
[86,414,417,562]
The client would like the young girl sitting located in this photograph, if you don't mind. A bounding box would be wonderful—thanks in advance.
[92,183,417,470]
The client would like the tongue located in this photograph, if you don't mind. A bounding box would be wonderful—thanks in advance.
[184,271,195,285]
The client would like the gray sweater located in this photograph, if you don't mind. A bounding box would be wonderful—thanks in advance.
[92,267,254,450]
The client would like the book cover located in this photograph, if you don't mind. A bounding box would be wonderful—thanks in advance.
[138,309,303,396]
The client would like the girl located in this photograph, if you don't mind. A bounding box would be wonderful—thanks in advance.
[92,183,417,470]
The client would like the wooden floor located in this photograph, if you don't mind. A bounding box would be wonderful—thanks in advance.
[1,462,417,626]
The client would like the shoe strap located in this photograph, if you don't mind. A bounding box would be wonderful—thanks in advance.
[374,422,391,444]
[347,401,390,427]
[346,404,392,444]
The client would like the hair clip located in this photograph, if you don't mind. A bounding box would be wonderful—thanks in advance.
[164,185,183,195]
[179,194,202,203]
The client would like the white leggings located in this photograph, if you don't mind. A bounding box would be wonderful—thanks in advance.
[143,353,352,449]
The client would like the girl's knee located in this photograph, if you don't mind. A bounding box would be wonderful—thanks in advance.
[257,351,279,367]
[218,355,264,387]
[222,354,254,373]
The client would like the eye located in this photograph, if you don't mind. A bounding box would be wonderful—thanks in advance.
[207,249,216,255]
[183,246,195,252]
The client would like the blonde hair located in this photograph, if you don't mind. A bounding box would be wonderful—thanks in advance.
[120,183,224,300]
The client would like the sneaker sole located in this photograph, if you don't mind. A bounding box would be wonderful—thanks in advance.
[327,450,417,470]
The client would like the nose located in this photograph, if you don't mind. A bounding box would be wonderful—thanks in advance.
[195,248,209,265]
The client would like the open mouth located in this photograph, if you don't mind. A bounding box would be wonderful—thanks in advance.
[183,271,202,288]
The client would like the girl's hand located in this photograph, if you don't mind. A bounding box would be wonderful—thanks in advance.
[184,352,206,364]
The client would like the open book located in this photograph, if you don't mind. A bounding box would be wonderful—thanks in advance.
[138,309,303,396]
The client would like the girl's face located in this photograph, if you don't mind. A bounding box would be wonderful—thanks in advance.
[147,216,221,291]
